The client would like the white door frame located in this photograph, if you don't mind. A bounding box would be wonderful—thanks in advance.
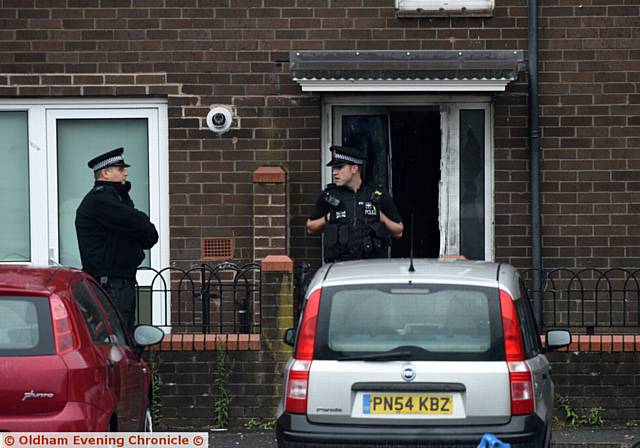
[441,103,494,261]
[45,108,162,278]
[322,94,494,261]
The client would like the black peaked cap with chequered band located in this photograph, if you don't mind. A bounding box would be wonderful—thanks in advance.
[326,145,367,167]
[87,147,131,172]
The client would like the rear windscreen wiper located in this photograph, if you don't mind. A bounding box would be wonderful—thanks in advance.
[337,350,413,362]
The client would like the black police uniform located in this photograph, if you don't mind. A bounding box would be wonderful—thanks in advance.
[75,148,158,334]
[309,145,402,263]
[310,183,401,262]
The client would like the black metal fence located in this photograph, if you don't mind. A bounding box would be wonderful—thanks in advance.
[294,261,316,325]
[134,262,261,334]
[293,265,640,334]
[136,261,640,335]
[522,268,640,333]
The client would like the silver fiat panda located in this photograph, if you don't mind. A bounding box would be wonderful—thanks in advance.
[276,259,571,448]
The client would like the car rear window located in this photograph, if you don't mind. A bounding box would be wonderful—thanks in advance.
[0,296,55,356]
[315,283,505,361]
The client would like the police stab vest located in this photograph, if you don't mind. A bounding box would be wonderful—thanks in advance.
[322,184,390,262]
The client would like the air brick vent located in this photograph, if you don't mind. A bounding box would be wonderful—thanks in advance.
[201,237,234,260]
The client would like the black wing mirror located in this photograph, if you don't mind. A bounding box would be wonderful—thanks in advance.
[283,328,296,347]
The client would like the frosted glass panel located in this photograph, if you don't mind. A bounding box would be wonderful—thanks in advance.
[0,112,30,262]
[57,119,149,268]
[459,110,485,261]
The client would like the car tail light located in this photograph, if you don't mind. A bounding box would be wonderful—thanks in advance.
[285,288,321,414]
[508,361,534,414]
[285,359,312,414]
[500,290,534,415]
[49,295,76,355]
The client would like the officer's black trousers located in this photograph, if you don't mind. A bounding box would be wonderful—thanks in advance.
[105,277,136,335]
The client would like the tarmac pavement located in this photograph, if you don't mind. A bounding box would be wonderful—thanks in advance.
[552,427,640,448]
[207,427,640,448]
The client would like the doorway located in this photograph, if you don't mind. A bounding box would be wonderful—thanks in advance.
[390,109,441,258]
[333,107,441,258]
[327,98,493,261]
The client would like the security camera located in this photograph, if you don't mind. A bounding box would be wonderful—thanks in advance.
[206,106,233,134]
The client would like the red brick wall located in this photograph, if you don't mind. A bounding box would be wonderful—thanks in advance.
[1,0,638,270]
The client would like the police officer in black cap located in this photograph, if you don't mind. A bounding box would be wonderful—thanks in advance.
[75,147,158,334]
[307,145,403,262]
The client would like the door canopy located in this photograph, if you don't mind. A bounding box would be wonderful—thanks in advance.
[289,50,525,92]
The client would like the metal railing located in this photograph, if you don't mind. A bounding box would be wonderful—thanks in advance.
[294,261,315,325]
[293,264,640,334]
[134,262,261,334]
[522,268,640,333]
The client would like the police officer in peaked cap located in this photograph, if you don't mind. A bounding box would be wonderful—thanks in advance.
[75,147,158,334]
[306,145,404,263]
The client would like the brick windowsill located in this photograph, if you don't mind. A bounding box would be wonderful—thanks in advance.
[151,333,261,351]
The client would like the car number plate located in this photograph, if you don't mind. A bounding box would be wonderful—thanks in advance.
[362,393,453,415]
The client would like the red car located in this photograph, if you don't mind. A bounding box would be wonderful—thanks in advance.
[0,265,164,432]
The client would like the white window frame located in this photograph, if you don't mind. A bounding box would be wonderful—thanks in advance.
[395,0,494,15]
[322,94,494,261]
[0,98,169,325]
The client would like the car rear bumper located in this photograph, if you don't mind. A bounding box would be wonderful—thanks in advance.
[276,413,546,448]
[0,402,109,432]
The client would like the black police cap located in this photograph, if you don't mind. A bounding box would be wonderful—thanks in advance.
[326,145,367,167]
[87,147,131,172]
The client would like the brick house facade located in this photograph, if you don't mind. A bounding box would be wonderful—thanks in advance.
[2,0,639,271]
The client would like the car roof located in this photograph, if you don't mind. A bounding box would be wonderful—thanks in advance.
[309,259,517,291]
[0,265,83,295]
